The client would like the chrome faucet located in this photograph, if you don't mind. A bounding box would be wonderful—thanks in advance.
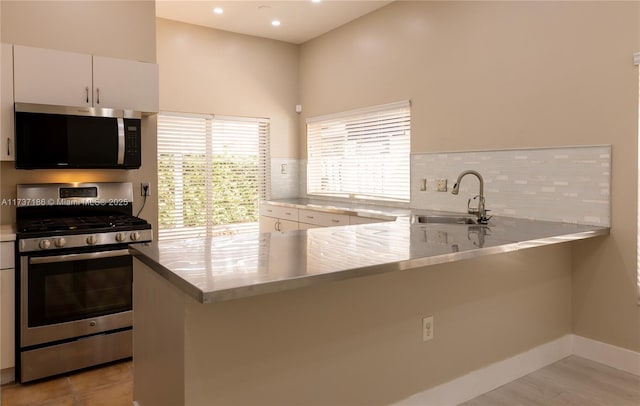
[451,170,490,224]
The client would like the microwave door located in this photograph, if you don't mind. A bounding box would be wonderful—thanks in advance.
[15,112,69,168]
[67,116,119,167]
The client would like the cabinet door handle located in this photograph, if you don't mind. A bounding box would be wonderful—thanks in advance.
[275,219,281,231]
[96,88,100,104]
[85,86,89,103]
[6,137,10,156]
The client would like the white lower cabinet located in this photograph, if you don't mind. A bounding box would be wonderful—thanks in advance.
[299,209,350,227]
[259,203,389,233]
[1,241,15,376]
[259,204,299,232]
[259,216,299,232]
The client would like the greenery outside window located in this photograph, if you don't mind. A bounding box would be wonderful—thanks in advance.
[157,113,270,240]
[306,100,410,202]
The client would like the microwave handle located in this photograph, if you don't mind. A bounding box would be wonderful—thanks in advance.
[29,249,131,265]
[117,118,125,165]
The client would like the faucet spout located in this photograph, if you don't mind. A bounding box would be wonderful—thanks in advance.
[451,170,489,224]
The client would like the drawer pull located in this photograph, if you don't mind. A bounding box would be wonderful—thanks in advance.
[285,212,292,215]
[306,216,314,219]
[331,219,340,223]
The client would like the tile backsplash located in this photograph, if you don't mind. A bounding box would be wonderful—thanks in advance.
[269,158,301,199]
[271,145,610,226]
[411,145,611,226]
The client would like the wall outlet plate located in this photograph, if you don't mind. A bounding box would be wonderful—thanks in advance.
[422,316,434,341]
[436,179,448,192]
[141,182,150,196]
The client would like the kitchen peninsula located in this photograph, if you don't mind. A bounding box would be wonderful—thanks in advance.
[130,205,607,406]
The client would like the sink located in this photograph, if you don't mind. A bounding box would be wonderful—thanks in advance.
[412,214,479,225]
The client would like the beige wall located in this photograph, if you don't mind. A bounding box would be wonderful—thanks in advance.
[1,0,155,63]
[156,18,299,158]
[0,1,157,234]
[299,1,640,352]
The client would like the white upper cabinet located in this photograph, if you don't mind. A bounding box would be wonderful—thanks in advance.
[13,45,158,113]
[93,55,158,112]
[14,45,93,107]
[1,43,15,161]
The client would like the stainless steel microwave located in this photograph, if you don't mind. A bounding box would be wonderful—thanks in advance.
[14,103,142,169]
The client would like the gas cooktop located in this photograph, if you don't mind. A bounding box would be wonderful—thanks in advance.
[17,214,150,234]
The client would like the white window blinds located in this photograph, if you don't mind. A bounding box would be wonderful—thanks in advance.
[306,100,410,202]
[157,113,270,241]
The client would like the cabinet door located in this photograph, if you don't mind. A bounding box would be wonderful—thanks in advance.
[278,219,299,232]
[1,241,14,370]
[1,267,14,370]
[259,216,279,233]
[13,45,92,107]
[93,55,159,112]
[1,43,14,161]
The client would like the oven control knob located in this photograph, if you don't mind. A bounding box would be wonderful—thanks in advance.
[54,238,66,248]
[86,235,98,245]
[115,232,127,242]
[39,239,51,249]
[130,232,141,241]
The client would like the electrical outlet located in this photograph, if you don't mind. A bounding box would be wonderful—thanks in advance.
[419,178,427,191]
[281,163,287,174]
[422,316,434,342]
[140,182,150,196]
[436,179,448,192]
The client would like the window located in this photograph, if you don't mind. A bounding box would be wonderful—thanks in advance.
[306,100,410,202]
[157,113,270,240]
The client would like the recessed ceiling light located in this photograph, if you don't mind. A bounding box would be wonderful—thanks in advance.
[312,0,321,3]
[213,7,223,14]
[271,20,281,27]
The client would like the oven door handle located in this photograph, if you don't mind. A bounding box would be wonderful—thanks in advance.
[29,249,131,265]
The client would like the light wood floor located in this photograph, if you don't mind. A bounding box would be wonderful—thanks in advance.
[0,359,132,406]
[0,356,637,405]
[461,355,640,406]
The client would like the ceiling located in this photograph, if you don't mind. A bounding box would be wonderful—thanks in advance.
[155,1,394,44]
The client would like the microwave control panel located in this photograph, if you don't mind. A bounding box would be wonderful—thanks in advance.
[123,118,141,168]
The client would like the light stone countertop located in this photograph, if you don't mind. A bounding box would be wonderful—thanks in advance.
[0,224,16,242]
[130,203,609,304]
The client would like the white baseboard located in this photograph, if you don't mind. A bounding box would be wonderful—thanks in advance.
[393,335,573,405]
[393,334,640,406]
[572,335,640,376]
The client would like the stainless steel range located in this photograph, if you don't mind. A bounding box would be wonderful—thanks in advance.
[15,182,152,382]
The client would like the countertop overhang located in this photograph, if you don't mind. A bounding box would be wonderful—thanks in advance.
[130,201,609,304]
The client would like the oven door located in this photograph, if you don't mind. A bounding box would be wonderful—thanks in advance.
[20,247,133,348]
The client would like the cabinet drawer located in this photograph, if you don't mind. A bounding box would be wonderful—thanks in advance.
[349,215,384,225]
[299,209,350,227]
[0,242,14,269]
[259,204,298,221]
